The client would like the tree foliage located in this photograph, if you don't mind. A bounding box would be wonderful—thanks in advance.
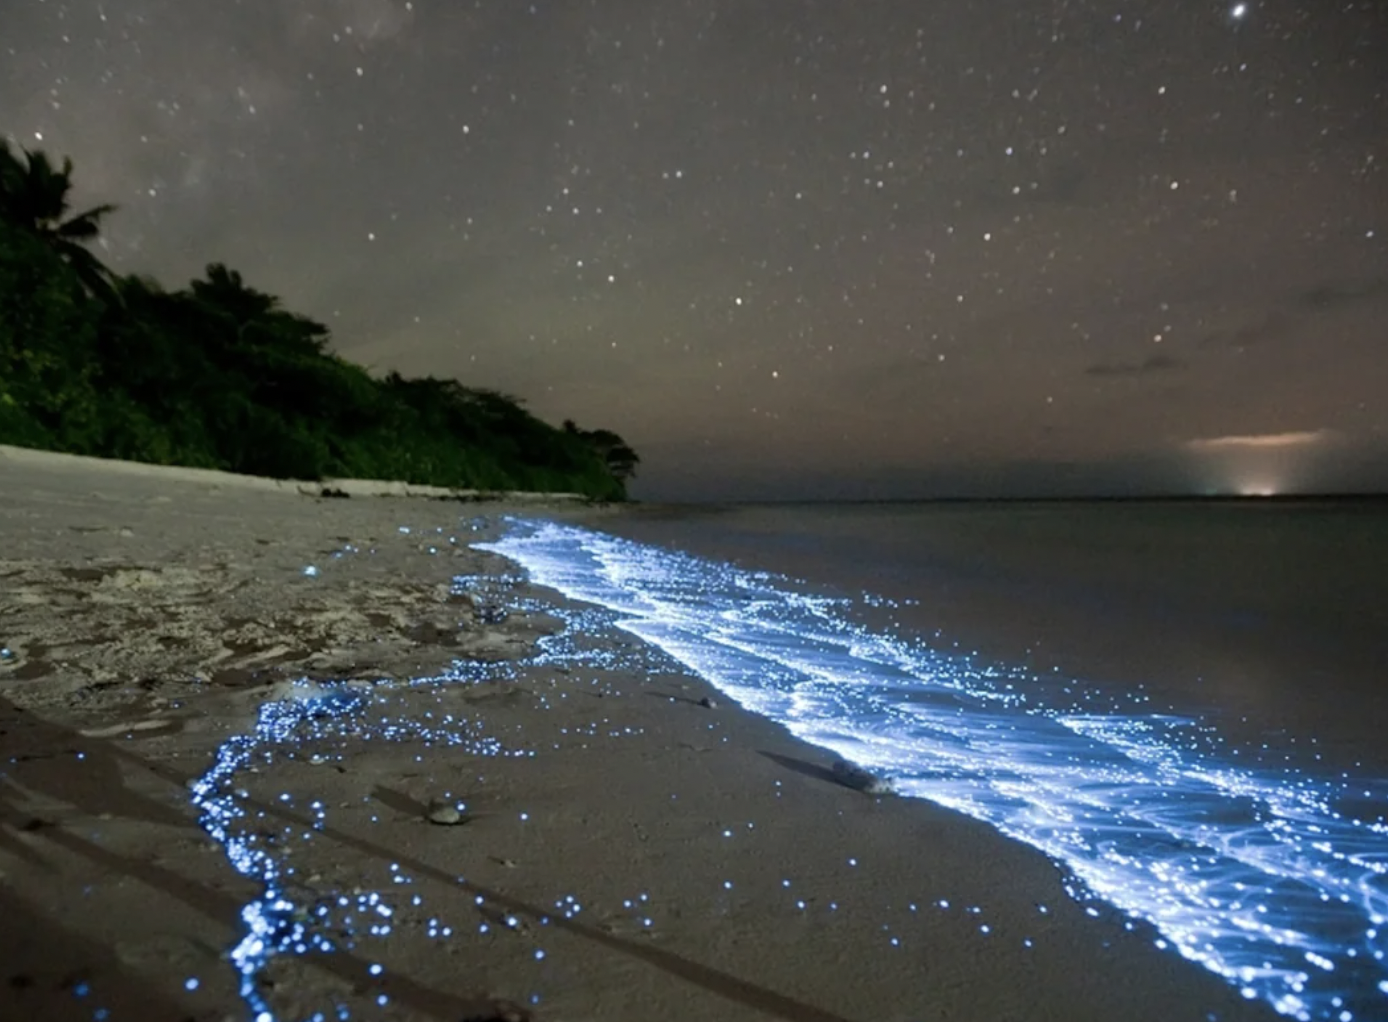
[0,139,120,305]
[0,143,635,500]
[565,419,640,483]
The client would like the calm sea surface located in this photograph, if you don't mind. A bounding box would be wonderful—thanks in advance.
[484,499,1388,1021]
[586,499,1388,772]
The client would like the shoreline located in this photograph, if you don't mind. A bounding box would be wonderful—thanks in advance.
[0,443,597,504]
[0,451,1274,1020]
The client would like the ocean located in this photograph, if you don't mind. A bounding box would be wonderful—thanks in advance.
[481,499,1388,1022]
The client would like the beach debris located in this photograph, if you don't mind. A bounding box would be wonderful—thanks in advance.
[426,798,467,826]
[698,695,717,709]
[476,604,509,624]
[79,718,172,739]
[831,759,895,796]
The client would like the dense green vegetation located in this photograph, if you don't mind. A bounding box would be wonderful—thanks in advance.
[0,140,637,499]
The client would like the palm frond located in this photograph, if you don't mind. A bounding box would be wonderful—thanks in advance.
[57,203,118,240]
[0,144,119,300]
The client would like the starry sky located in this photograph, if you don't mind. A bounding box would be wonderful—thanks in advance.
[4,1,1385,500]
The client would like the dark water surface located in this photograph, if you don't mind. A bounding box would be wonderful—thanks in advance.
[484,499,1388,1021]
[588,499,1388,773]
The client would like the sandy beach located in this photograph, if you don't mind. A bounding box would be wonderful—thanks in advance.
[0,447,1275,1022]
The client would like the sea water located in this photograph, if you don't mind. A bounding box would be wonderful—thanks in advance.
[480,500,1388,1022]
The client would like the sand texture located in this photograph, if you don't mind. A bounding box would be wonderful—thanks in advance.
[0,448,1273,1021]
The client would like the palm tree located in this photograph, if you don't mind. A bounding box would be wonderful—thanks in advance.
[189,263,276,328]
[0,139,120,304]
[188,263,330,356]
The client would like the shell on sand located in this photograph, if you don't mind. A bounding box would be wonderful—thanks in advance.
[425,798,465,825]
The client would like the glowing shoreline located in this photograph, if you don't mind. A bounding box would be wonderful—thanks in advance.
[480,519,1388,1022]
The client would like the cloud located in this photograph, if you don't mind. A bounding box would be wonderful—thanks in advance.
[1196,312,1292,351]
[1199,279,1388,351]
[1186,429,1335,452]
[1085,352,1186,377]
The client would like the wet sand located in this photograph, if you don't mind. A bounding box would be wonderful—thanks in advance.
[0,446,1275,1022]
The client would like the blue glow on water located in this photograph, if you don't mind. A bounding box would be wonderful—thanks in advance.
[480,519,1388,1022]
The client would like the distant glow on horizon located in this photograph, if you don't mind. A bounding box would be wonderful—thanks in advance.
[1185,429,1335,495]
[1187,430,1333,452]
[483,519,1388,1022]
[1221,467,1286,496]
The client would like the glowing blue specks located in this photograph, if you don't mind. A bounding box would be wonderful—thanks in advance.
[481,519,1388,1022]
[188,672,529,1021]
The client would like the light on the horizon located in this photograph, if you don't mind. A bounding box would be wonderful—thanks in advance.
[1226,465,1288,496]
[1185,429,1335,496]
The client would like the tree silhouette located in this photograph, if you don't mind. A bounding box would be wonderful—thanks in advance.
[188,263,328,355]
[563,420,640,483]
[0,140,119,304]
[0,139,635,499]
[189,264,276,327]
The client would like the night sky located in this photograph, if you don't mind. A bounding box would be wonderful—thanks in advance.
[4,1,1385,499]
